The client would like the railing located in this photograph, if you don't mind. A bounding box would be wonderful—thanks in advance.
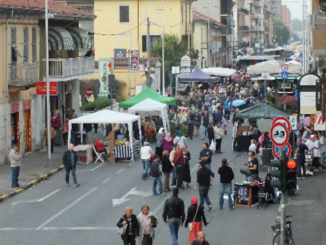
[254,1,264,7]
[43,57,95,79]
[9,63,39,86]
[238,8,250,14]
[253,13,264,19]
[252,26,264,31]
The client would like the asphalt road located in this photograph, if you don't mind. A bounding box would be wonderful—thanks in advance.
[0,126,278,245]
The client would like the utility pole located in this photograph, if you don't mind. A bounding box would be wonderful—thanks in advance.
[207,0,211,67]
[161,0,165,95]
[146,17,151,80]
[128,49,131,97]
[45,0,51,164]
[302,0,306,74]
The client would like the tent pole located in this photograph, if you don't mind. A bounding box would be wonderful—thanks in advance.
[68,121,71,147]
[138,117,142,147]
[129,122,134,162]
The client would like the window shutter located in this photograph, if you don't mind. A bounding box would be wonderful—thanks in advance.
[23,26,29,63]
[32,27,37,63]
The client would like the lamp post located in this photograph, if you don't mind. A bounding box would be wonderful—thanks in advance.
[161,0,165,95]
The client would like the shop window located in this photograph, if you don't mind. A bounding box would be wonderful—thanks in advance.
[142,35,160,52]
[119,6,130,23]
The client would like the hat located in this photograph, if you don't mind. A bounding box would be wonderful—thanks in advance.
[191,196,198,205]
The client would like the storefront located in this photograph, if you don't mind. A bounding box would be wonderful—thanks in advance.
[23,100,32,152]
[11,102,20,148]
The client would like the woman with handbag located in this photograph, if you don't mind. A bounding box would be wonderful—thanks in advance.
[116,207,140,245]
[185,196,208,244]
[137,205,157,245]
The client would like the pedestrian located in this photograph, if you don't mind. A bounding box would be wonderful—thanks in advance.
[312,134,322,170]
[194,109,202,137]
[318,131,325,166]
[117,207,139,245]
[8,145,22,188]
[240,151,259,181]
[62,144,79,187]
[207,122,215,145]
[190,231,210,245]
[185,197,208,244]
[187,111,195,140]
[54,112,62,146]
[163,188,185,245]
[201,110,209,140]
[140,142,153,180]
[162,150,174,192]
[173,144,185,189]
[43,125,56,153]
[217,158,235,210]
[295,148,306,179]
[162,132,174,153]
[183,146,191,188]
[155,128,165,158]
[149,155,164,196]
[195,162,215,211]
[213,123,224,153]
[62,118,69,146]
[198,143,212,170]
[222,115,228,135]
[170,146,177,187]
[137,205,157,245]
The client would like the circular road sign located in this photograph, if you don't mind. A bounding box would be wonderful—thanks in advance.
[272,143,292,159]
[270,122,289,147]
[272,116,291,132]
[281,64,289,71]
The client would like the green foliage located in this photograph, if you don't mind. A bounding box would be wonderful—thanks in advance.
[115,79,127,102]
[84,97,111,111]
[273,19,290,45]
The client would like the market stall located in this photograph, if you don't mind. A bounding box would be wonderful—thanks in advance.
[68,110,141,162]
[178,68,219,83]
[201,67,237,77]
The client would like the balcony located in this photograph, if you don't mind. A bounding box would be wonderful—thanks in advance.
[43,57,95,82]
[238,8,250,15]
[252,26,264,31]
[253,13,264,19]
[9,63,39,86]
[239,25,250,31]
[254,1,264,7]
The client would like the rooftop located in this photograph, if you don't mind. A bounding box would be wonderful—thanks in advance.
[192,10,225,28]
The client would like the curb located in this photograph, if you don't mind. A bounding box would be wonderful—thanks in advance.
[0,164,65,204]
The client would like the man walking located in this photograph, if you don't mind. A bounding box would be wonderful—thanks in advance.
[163,188,185,245]
[195,162,215,211]
[194,109,202,137]
[218,158,235,210]
[173,144,185,188]
[149,155,164,196]
[140,142,153,180]
[187,111,195,140]
[9,145,22,188]
[62,144,79,187]
[201,110,209,140]
[199,143,212,169]
[55,112,62,146]
[191,231,210,245]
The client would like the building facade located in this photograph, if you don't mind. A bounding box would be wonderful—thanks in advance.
[281,5,291,29]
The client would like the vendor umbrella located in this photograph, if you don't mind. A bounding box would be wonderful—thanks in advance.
[232,100,246,107]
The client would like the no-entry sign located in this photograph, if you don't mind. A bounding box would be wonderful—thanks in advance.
[272,116,291,132]
[270,122,289,147]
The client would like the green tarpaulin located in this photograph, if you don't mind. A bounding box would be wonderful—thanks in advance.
[234,102,290,119]
[119,86,176,109]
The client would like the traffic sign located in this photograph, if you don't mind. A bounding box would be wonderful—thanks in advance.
[272,116,291,132]
[272,143,292,159]
[270,122,290,147]
[281,71,289,80]
[289,115,297,130]
[281,64,289,71]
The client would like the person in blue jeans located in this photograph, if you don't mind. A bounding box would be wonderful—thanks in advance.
[218,158,235,209]
[149,155,164,196]
[163,188,185,245]
[140,142,153,180]
[9,145,22,188]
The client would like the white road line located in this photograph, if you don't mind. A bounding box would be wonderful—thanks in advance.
[12,189,61,206]
[0,228,35,231]
[102,177,112,184]
[91,162,106,171]
[35,187,97,231]
[116,168,125,174]
[43,226,117,231]
[38,189,61,202]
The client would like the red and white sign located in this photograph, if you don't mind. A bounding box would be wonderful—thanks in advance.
[272,116,291,132]
[281,64,289,71]
[270,122,289,147]
[272,143,292,159]
[86,87,93,97]
[315,111,324,124]
[36,82,58,95]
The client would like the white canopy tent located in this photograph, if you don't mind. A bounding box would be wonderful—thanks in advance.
[247,60,301,75]
[128,98,170,132]
[68,110,141,162]
[201,67,237,77]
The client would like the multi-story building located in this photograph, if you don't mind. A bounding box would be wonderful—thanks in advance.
[192,10,225,67]
[0,0,94,164]
[281,5,291,29]
[312,0,326,70]
[267,0,282,20]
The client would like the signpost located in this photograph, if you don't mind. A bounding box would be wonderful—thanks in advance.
[281,71,289,80]
[289,115,297,130]
[272,116,291,132]
[272,143,292,159]
[270,122,290,147]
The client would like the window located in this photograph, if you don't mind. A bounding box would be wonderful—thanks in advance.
[119,6,129,23]
[142,35,160,52]
[32,27,37,63]
[11,26,17,63]
[23,26,29,63]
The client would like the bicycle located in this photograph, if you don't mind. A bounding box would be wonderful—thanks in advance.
[271,215,295,245]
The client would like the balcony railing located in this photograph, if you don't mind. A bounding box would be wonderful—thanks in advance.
[252,26,264,31]
[254,1,264,7]
[9,63,39,86]
[43,57,95,81]
[238,8,250,14]
[253,13,264,19]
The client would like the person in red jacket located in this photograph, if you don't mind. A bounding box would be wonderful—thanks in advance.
[173,144,185,189]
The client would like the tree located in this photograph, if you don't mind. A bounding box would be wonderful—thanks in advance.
[151,34,187,87]
[273,19,290,46]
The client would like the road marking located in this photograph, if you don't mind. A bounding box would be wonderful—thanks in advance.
[0,228,35,231]
[116,168,125,174]
[43,226,118,231]
[12,189,61,206]
[112,187,151,207]
[91,163,106,171]
[102,177,112,184]
[36,187,97,230]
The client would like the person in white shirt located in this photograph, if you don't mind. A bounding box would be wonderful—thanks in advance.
[248,139,257,153]
[140,142,153,180]
[305,136,314,152]
[318,131,325,166]
[137,205,157,245]
[312,135,322,170]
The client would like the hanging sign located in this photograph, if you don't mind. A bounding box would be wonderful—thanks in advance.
[36,82,58,95]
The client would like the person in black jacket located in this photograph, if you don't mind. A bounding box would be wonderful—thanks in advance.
[117,207,140,245]
[218,158,234,209]
[183,147,191,188]
[185,196,208,244]
[62,144,79,187]
[149,155,164,196]
[163,188,185,245]
[162,151,174,192]
[207,122,214,145]
[201,110,210,140]
[191,231,210,245]
[195,162,215,210]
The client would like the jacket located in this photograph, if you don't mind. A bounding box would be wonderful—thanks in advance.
[214,126,224,140]
[194,113,202,126]
[62,149,77,168]
[9,149,22,167]
[162,139,174,152]
[137,212,156,241]
[187,114,195,125]
[149,160,161,178]
[156,133,164,147]
[207,126,214,140]
[218,165,234,184]
[199,149,212,165]
[161,156,173,173]
[191,240,210,245]
[202,115,209,127]
[43,127,56,140]
[163,195,185,222]
[173,148,184,166]
[117,214,139,237]
[185,204,207,228]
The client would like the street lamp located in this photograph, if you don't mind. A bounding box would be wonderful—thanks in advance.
[161,0,165,95]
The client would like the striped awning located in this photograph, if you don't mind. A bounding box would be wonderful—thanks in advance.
[67,27,92,50]
[48,26,75,51]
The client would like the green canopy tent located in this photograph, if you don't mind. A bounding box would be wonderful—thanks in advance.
[119,86,176,109]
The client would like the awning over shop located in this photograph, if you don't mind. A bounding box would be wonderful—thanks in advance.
[234,102,290,119]
[67,27,92,50]
[48,26,75,51]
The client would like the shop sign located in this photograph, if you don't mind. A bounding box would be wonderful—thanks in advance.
[131,50,139,70]
[36,82,58,95]
[98,58,114,97]
[23,100,31,110]
[11,102,19,113]
[114,49,128,67]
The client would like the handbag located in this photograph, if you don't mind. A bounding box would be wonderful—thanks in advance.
[117,216,127,235]
[209,140,216,151]
[188,205,199,231]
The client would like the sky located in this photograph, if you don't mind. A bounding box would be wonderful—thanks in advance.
[283,0,311,20]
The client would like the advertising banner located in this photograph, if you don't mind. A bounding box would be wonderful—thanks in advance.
[98,58,114,97]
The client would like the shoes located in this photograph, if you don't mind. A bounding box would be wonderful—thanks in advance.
[219,206,223,210]
[229,207,235,210]
[318,167,322,170]
[66,183,70,187]
[153,193,159,196]
[75,183,80,187]
[297,177,301,180]
[160,193,165,197]
[186,184,191,188]
[208,205,212,211]
[301,176,306,179]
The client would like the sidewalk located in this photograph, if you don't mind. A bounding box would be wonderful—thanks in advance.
[0,145,66,196]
